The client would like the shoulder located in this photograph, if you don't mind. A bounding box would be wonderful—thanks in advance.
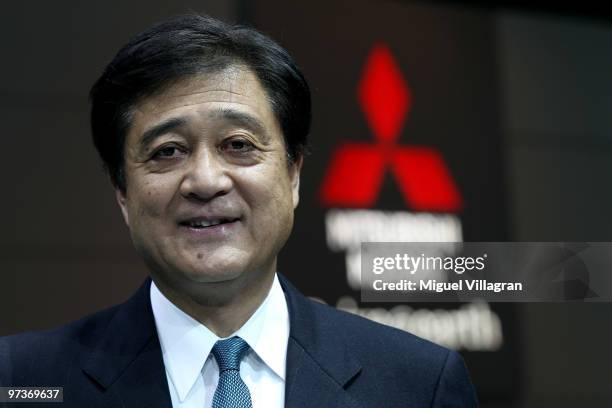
[300,298,478,406]
[308,297,451,364]
[280,274,453,370]
[0,304,120,385]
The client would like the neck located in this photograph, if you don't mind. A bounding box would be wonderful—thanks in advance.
[152,270,275,338]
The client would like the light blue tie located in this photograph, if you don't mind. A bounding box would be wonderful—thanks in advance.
[211,336,253,408]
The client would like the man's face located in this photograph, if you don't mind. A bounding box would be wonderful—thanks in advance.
[116,65,301,295]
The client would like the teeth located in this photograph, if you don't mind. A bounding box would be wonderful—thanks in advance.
[189,219,224,228]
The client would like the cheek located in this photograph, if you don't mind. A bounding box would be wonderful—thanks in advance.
[241,164,294,208]
[128,183,168,222]
[251,173,295,235]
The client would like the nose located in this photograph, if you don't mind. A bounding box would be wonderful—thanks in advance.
[179,148,233,202]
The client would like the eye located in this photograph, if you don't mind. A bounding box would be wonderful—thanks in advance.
[151,145,185,160]
[223,138,255,153]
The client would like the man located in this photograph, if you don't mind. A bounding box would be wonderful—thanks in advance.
[0,14,478,407]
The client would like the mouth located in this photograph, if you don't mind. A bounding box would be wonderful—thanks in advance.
[178,217,240,229]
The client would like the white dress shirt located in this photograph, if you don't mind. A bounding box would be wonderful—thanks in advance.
[150,274,289,408]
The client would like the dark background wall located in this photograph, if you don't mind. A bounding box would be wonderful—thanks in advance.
[1,1,610,406]
[498,11,612,406]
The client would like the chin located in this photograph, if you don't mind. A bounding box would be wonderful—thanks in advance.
[181,263,247,284]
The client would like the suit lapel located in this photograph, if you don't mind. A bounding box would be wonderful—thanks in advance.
[280,276,363,408]
[81,279,172,408]
[80,275,362,407]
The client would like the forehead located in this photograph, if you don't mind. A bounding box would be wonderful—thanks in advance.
[128,65,281,142]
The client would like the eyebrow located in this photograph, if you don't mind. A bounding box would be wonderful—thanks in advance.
[209,108,270,143]
[138,108,271,149]
[139,117,188,148]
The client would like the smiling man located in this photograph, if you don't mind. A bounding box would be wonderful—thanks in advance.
[119,68,299,337]
[0,14,478,407]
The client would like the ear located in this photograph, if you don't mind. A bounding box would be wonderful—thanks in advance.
[115,187,130,227]
[290,155,303,209]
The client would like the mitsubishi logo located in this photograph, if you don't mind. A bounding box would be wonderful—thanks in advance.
[319,43,463,212]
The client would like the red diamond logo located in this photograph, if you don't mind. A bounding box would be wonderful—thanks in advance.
[320,43,463,212]
[358,43,411,143]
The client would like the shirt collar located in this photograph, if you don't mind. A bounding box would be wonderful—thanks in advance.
[150,274,289,402]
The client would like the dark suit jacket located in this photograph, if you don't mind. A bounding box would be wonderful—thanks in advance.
[0,276,478,407]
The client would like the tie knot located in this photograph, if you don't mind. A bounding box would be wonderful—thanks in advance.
[212,336,250,372]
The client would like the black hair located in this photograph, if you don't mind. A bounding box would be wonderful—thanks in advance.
[90,13,311,191]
